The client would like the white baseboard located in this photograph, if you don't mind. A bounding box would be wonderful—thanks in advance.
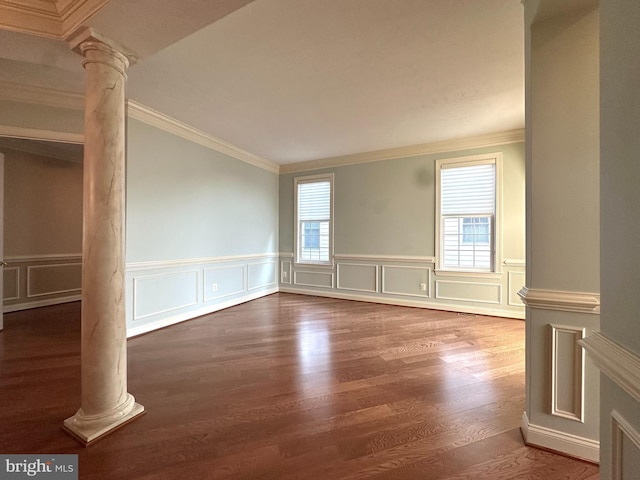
[521,412,599,463]
[279,286,525,319]
[126,287,278,338]
[3,295,82,313]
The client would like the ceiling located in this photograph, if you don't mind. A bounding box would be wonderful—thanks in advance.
[0,0,524,166]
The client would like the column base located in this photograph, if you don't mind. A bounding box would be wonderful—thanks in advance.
[63,394,145,446]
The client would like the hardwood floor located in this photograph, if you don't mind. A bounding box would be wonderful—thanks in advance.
[0,293,598,479]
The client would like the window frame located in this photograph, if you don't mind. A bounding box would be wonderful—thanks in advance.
[435,153,502,274]
[294,173,334,266]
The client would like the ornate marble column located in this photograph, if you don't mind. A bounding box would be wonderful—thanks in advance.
[64,27,144,445]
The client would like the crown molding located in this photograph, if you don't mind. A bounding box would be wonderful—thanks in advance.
[0,81,84,110]
[518,287,600,314]
[126,100,280,174]
[0,0,108,39]
[0,125,83,143]
[279,129,525,174]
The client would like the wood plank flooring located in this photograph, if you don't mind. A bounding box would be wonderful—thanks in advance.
[0,293,598,479]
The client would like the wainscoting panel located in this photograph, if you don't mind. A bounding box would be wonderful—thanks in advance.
[550,324,585,422]
[294,270,334,288]
[3,255,82,312]
[248,260,277,291]
[204,264,245,302]
[612,410,640,480]
[3,267,19,301]
[381,265,430,298]
[336,263,378,293]
[126,253,278,337]
[281,253,524,319]
[133,270,199,321]
[435,280,502,305]
[281,261,292,284]
[27,263,82,297]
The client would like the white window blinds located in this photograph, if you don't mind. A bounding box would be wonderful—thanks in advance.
[296,178,332,263]
[439,161,496,271]
[441,164,495,215]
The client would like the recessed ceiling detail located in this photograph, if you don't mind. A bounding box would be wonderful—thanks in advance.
[0,0,109,39]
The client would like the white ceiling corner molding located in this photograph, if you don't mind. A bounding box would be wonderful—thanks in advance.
[280,129,525,174]
[0,81,84,110]
[0,0,108,39]
[518,287,600,314]
[579,331,640,404]
[59,0,109,39]
[126,100,279,174]
[0,124,83,143]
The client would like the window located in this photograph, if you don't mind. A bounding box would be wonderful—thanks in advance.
[436,154,500,272]
[295,174,333,264]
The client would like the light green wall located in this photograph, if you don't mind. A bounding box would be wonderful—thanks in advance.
[279,142,525,259]
[125,119,279,263]
[600,0,640,475]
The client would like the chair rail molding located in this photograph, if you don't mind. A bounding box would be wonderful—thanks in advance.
[579,331,640,404]
[518,287,600,314]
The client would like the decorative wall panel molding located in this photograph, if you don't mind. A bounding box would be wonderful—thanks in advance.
[336,263,378,293]
[280,261,292,284]
[126,253,277,336]
[381,265,431,298]
[518,287,600,314]
[247,260,277,291]
[550,324,585,422]
[293,270,334,288]
[612,410,640,480]
[203,265,245,302]
[27,262,81,297]
[3,267,20,301]
[133,270,199,321]
[435,280,502,305]
[3,254,82,312]
[579,332,640,404]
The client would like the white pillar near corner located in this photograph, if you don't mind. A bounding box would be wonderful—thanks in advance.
[63,27,144,445]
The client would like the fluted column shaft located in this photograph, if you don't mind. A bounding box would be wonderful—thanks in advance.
[64,28,143,445]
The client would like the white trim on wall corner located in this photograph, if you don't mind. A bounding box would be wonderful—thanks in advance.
[518,287,600,314]
[579,331,640,405]
[521,412,599,463]
[280,129,525,174]
[126,101,279,174]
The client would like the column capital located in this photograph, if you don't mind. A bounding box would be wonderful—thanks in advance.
[67,27,138,70]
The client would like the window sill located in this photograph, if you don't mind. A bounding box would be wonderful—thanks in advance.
[294,262,334,269]
[434,269,502,279]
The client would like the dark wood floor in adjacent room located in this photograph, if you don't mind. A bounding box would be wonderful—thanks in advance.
[0,293,598,479]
